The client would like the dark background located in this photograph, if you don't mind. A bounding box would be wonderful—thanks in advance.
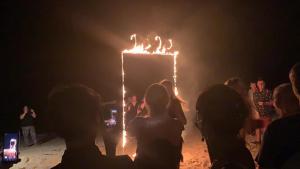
[124,53,174,99]
[1,1,299,133]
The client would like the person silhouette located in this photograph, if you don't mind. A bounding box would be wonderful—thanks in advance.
[290,63,300,101]
[196,84,255,169]
[127,83,183,169]
[256,83,300,169]
[48,84,132,169]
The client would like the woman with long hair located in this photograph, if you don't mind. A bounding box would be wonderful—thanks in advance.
[160,80,187,126]
[127,83,183,169]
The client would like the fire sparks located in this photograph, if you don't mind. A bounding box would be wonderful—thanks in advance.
[122,34,178,55]
[121,34,179,148]
[121,50,126,148]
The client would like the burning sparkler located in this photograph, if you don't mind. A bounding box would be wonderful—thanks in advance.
[121,34,179,148]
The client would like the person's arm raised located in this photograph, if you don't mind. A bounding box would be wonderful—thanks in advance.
[264,90,274,106]
[31,109,37,118]
[19,111,27,120]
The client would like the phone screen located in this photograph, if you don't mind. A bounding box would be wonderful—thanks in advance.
[2,133,19,162]
[104,109,117,127]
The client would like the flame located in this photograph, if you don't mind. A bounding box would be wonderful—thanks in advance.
[121,34,179,148]
[132,153,137,159]
[121,52,126,148]
[167,39,173,50]
[173,52,178,96]
[174,87,179,96]
[130,34,137,48]
[122,34,177,55]
[154,36,162,53]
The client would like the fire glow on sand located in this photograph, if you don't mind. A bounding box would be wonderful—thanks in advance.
[121,34,179,148]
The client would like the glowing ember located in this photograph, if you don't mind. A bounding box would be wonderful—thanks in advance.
[132,153,137,159]
[121,34,179,148]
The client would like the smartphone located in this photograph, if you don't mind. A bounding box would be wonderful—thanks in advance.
[2,132,19,162]
[104,109,117,127]
[111,109,117,114]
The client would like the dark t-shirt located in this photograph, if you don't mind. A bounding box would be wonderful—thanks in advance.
[51,145,133,169]
[169,98,183,119]
[256,113,300,168]
[20,113,34,127]
[206,137,255,169]
[128,116,183,169]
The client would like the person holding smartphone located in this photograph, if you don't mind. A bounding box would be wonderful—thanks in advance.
[48,84,133,169]
[102,103,122,157]
[19,105,37,146]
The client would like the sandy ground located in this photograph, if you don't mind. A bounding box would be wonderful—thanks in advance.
[11,127,260,169]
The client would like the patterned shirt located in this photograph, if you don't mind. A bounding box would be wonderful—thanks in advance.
[253,89,273,116]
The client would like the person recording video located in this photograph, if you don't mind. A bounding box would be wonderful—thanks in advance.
[137,99,148,117]
[19,105,37,146]
[102,100,122,157]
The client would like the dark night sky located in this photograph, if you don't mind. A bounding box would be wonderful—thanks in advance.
[1,0,299,132]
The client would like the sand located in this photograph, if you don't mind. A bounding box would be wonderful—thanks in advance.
[11,127,259,169]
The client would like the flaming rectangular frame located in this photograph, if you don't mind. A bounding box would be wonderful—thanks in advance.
[121,34,178,148]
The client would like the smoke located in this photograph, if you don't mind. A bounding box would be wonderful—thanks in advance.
[142,2,249,133]
[174,13,210,134]
[73,1,251,133]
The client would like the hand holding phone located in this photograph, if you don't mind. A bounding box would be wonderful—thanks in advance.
[0,153,20,168]
[104,109,118,127]
[2,133,20,163]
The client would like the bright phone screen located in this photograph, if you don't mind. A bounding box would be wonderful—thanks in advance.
[3,133,19,162]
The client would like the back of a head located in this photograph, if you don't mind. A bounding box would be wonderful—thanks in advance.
[290,63,300,100]
[160,79,173,87]
[196,84,249,137]
[224,77,247,98]
[211,160,247,169]
[159,79,174,96]
[273,83,300,116]
[145,83,170,116]
[224,77,241,87]
[48,84,102,140]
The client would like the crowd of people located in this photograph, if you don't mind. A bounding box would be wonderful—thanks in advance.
[2,63,300,169]
[125,80,187,127]
[44,79,187,169]
[197,63,300,169]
